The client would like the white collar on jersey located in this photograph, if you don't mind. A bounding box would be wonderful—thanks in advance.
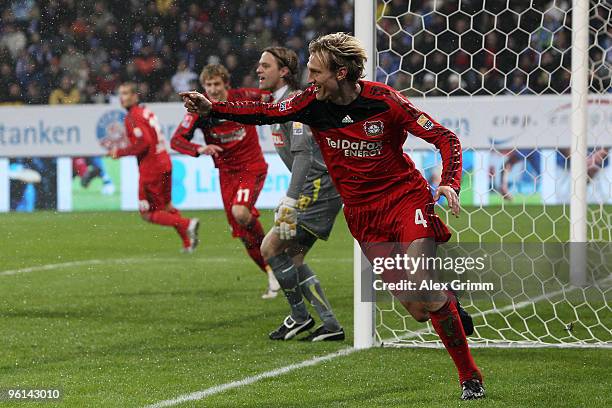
[272,85,289,102]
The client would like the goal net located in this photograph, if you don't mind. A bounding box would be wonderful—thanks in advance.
[356,0,611,348]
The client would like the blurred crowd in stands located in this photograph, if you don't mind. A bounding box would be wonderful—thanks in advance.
[0,0,353,105]
[0,0,609,107]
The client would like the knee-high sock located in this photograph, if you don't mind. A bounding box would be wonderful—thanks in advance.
[148,210,189,229]
[267,253,309,322]
[240,218,267,272]
[430,296,482,384]
[298,264,341,331]
[167,207,191,247]
[147,210,190,247]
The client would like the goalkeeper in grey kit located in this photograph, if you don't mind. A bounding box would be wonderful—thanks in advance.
[256,46,344,341]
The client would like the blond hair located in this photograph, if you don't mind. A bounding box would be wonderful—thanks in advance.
[200,64,230,84]
[308,33,367,82]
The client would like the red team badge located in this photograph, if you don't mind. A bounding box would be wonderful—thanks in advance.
[364,120,384,136]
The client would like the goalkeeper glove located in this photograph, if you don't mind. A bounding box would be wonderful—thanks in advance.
[274,196,298,240]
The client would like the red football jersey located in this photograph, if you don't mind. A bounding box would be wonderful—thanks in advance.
[171,88,268,171]
[210,81,462,206]
[116,104,172,181]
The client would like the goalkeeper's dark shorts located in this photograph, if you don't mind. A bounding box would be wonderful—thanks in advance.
[295,196,343,247]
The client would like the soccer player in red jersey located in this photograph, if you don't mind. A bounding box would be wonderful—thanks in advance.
[181,34,485,400]
[171,64,279,299]
[108,82,199,252]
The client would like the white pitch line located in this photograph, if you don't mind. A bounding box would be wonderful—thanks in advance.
[0,257,352,277]
[145,278,612,408]
[7,257,603,406]
[0,257,185,276]
[144,347,357,408]
[142,304,516,408]
[0,258,197,276]
[1,259,108,276]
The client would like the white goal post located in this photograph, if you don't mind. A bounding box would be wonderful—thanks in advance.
[353,0,611,349]
[353,0,377,350]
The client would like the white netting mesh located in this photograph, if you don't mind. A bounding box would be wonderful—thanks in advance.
[373,0,611,347]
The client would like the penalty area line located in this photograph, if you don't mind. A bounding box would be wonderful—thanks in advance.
[143,347,357,408]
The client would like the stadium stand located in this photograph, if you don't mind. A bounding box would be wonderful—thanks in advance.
[0,0,354,105]
[0,0,608,105]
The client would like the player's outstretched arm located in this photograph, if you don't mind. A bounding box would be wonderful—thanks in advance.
[180,91,212,116]
[390,92,462,215]
[180,88,314,126]
[171,113,215,157]
[110,138,148,159]
[112,116,152,158]
[419,121,462,216]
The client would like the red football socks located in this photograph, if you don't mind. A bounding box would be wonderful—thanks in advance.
[241,218,267,272]
[430,296,482,383]
[148,210,191,247]
[149,210,189,229]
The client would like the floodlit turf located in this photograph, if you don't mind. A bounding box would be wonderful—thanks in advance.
[0,208,610,407]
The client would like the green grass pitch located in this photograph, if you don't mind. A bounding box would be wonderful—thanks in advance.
[1,208,610,407]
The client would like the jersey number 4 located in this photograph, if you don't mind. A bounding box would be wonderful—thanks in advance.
[415,208,428,227]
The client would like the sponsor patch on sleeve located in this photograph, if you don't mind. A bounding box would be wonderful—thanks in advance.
[417,114,434,130]
[181,115,194,128]
[133,127,143,137]
[278,99,291,112]
[292,122,304,135]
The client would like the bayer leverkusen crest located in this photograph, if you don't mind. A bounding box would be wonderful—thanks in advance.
[364,120,384,136]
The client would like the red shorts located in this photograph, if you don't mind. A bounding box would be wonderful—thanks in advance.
[138,171,172,212]
[343,185,451,246]
[219,166,267,238]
